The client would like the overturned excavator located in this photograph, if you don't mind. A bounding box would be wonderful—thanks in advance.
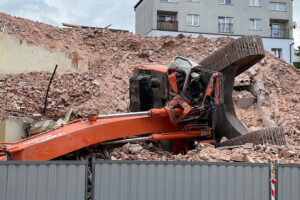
[129,35,285,150]
[0,35,285,161]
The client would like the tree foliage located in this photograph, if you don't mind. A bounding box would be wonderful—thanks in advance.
[296,46,300,57]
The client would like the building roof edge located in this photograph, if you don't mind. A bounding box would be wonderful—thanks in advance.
[134,0,143,10]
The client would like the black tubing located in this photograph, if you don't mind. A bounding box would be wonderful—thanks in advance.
[0,149,13,160]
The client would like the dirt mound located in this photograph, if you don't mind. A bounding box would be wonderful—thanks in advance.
[0,12,233,118]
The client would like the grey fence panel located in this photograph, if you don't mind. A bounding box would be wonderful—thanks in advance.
[92,160,270,200]
[0,161,87,200]
[276,163,300,200]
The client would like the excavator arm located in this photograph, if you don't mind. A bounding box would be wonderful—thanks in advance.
[0,107,215,161]
[0,109,176,161]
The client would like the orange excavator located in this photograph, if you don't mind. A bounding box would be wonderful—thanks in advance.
[0,36,285,161]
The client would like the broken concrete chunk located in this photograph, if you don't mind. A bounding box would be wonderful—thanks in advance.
[219,154,230,161]
[279,148,295,158]
[121,143,130,154]
[92,80,100,86]
[29,119,56,136]
[245,155,255,163]
[32,113,42,120]
[128,144,143,154]
[17,81,27,86]
[230,152,245,162]
[60,94,70,103]
[242,143,254,149]
[56,118,66,127]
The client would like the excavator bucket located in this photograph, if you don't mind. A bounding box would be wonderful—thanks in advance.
[219,127,286,147]
[198,35,266,142]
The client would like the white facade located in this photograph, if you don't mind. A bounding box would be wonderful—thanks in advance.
[148,30,294,63]
[135,0,295,63]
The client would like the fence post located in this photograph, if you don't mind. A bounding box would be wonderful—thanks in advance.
[275,160,278,200]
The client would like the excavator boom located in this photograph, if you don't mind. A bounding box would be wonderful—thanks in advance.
[0,109,181,161]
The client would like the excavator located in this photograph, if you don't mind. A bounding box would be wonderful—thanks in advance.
[0,35,285,161]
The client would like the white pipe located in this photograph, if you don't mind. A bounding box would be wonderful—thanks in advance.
[98,111,148,119]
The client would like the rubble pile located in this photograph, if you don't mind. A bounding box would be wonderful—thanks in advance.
[234,53,300,147]
[0,12,233,119]
[0,13,299,162]
[111,142,300,164]
[62,142,300,165]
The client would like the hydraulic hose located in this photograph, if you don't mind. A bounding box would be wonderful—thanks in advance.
[0,149,13,160]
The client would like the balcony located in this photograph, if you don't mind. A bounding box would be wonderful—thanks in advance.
[270,28,289,39]
[218,23,233,33]
[157,21,178,31]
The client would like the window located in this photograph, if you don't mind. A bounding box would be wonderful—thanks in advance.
[249,19,261,30]
[187,14,200,26]
[219,0,232,5]
[249,0,260,6]
[218,17,233,32]
[269,2,287,11]
[158,14,176,22]
[190,0,200,2]
[271,23,280,37]
[271,48,282,58]
[161,0,178,2]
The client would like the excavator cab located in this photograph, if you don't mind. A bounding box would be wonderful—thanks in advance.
[167,56,221,106]
[130,56,223,152]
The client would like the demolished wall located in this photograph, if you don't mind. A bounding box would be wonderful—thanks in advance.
[0,32,89,74]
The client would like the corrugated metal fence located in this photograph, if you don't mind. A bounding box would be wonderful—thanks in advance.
[275,163,300,200]
[2,160,299,200]
[92,160,270,200]
[0,161,87,200]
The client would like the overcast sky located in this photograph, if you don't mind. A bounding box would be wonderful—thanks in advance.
[0,0,299,47]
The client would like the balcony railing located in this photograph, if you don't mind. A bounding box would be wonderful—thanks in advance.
[270,28,289,39]
[157,21,178,31]
[218,23,233,33]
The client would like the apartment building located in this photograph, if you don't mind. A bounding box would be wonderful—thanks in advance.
[134,0,295,63]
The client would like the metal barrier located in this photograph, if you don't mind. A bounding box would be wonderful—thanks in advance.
[92,160,270,200]
[5,160,299,200]
[275,162,300,200]
[0,161,88,200]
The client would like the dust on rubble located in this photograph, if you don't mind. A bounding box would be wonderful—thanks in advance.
[61,142,300,165]
[0,12,299,164]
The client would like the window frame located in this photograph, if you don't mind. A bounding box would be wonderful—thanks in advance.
[218,17,233,33]
[189,0,200,3]
[249,18,262,31]
[271,48,282,59]
[270,23,281,37]
[269,2,287,12]
[160,0,179,3]
[158,14,177,22]
[187,14,200,26]
[249,0,261,7]
[218,0,232,5]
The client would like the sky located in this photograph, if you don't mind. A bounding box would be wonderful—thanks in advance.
[0,0,299,48]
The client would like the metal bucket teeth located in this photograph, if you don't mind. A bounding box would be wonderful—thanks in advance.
[219,127,286,146]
